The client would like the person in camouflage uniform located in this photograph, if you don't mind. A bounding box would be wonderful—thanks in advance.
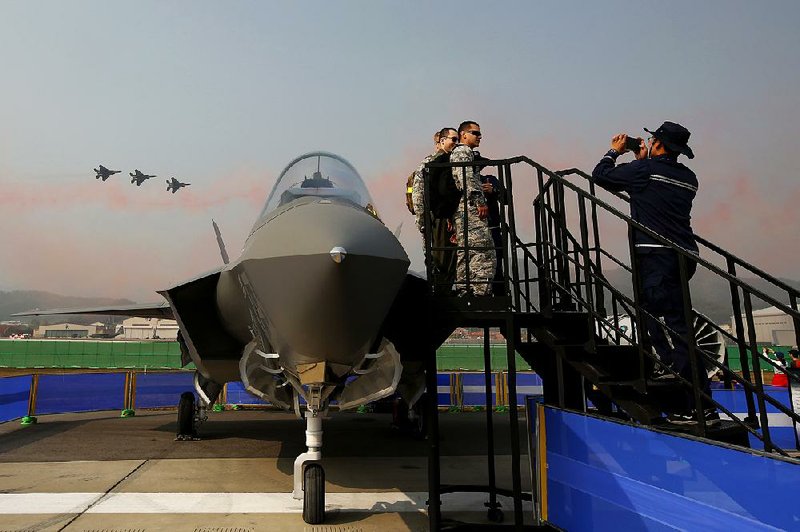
[450,121,496,296]
[412,127,459,292]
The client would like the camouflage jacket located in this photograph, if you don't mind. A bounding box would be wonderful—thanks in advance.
[412,150,444,232]
[450,144,485,208]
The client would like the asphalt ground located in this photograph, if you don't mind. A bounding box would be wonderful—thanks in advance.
[0,409,535,531]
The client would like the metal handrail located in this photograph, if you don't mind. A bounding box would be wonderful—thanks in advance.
[557,167,800,302]
[418,154,799,454]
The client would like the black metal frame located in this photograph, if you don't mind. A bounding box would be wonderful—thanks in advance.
[419,154,800,530]
[552,166,800,453]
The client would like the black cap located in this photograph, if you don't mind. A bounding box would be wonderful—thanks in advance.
[644,121,694,159]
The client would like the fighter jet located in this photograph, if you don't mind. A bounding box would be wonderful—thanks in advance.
[130,169,156,186]
[15,151,451,525]
[94,165,120,181]
[166,177,190,193]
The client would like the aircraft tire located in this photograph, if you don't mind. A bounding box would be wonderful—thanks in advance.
[302,463,325,524]
[177,392,195,437]
[487,507,504,523]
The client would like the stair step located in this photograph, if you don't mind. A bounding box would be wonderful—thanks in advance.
[432,295,513,313]
[596,377,645,386]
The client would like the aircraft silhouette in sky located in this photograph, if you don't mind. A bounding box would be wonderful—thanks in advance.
[130,169,156,186]
[94,165,120,181]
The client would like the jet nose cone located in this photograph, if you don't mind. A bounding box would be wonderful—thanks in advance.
[329,246,347,264]
[237,199,410,368]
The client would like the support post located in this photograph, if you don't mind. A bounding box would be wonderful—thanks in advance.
[21,374,38,425]
[425,342,441,530]
[505,316,524,526]
[483,327,499,514]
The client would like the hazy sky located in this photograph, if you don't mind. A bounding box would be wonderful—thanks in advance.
[1,1,798,300]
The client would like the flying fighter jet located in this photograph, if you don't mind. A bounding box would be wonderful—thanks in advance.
[94,165,120,181]
[130,169,156,186]
[166,177,190,193]
[16,151,451,525]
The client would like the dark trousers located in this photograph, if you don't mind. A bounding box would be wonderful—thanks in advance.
[637,249,710,412]
[430,217,456,294]
[489,226,505,295]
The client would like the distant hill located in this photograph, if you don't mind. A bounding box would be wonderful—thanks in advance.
[0,290,135,325]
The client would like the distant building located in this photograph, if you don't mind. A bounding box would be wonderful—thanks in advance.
[733,306,797,345]
[0,321,33,338]
[120,317,179,340]
[35,323,98,339]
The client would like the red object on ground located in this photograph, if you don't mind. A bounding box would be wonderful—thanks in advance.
[772,372,789,387]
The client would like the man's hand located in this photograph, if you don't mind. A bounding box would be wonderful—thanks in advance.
[634,139,647,160]
[611,133,627,153]
[478,205,489,220]
[481,182,494,194]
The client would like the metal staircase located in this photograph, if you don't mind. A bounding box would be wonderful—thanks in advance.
[420,154,800,530]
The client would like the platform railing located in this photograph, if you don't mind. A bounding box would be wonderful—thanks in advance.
[539,163,800,453]
[422,154,800,455]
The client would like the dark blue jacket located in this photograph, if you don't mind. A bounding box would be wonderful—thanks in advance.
[479,174,502,228]
[592,151,698,253]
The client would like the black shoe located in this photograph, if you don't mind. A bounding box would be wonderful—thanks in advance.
[666,412,697,425]
[702,409,721,426]
[667,410,721,426]
[650,364,678,382]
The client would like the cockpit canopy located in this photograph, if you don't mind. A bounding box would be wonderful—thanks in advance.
[253,152,374,233]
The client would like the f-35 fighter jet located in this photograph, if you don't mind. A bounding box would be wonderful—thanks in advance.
[94,165,120,181]
[130,169,156,186]
[166,177,190,193]
[16,151,452,525]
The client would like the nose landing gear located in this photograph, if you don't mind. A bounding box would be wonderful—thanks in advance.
[293,413,326,524]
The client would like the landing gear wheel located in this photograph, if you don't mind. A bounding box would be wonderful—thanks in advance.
[303,463,325,524]
[177,392,195,438]
[410,393,428,440]
[487,507,504,523]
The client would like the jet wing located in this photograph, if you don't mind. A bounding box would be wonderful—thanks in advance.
[12,300,173,319]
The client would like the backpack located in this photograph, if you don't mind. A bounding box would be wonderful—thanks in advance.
[405,172,415,215]
[428,152,461,219]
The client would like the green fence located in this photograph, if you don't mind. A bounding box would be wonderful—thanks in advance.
[13,340,788,374]
[0,339,529,371]
[0,339,185,369]
[436,344,532,371]
[726,345,794,373]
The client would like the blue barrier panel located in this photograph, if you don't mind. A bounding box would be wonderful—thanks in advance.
[712,388,797,450]
[713,386,791,414]
[36,373,125,415]
[136,372,195,408]
[0,376,31,423]
[514,373,543,406]
[543,407,800,531]
[226,381,269,405]
[462,372,497,406]
[437,373,451,406]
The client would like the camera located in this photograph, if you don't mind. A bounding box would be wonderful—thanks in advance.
[625,136,643,152]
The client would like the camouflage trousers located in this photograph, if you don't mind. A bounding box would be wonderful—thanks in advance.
[453,204,496,295]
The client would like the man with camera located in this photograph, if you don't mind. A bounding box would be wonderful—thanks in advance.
[592,121,716,425]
